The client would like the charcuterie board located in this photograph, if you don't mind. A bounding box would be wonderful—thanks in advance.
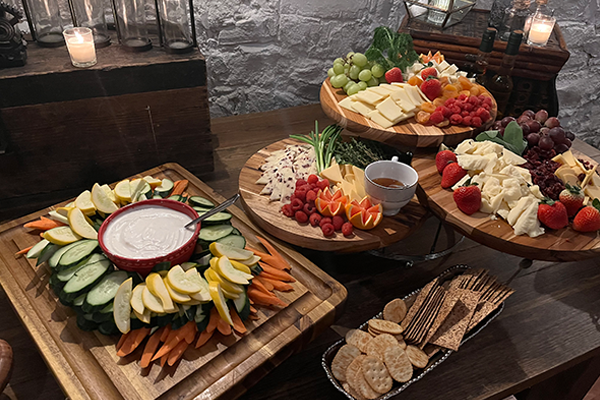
[413,151,600,262]
[238,138,428,252]
[319,78,497,148]
[0,163,347,400]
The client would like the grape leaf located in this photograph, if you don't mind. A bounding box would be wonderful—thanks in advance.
[476,122,527,155]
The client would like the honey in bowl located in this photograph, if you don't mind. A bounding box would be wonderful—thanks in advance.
[372,177,405,189]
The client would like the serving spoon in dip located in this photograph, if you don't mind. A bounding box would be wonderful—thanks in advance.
[184,193,240,229]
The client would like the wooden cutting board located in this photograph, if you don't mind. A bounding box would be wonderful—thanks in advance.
[413,152,600,262]
[319,78,497,148]
[238,138,429,252]
[0,163,347,400]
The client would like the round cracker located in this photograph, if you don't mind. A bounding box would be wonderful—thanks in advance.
[383,298,408,323]
[406,345,429,369]
[331,344,361,382]
[342,382,366,400]
[383,345,413,383]
[346,356,378,400]
[397,337,407,350]
[346,354,367,387]
[346,329,373,353]
[365,333,398,360]
[368,319,403,335]
[361,355,393,394]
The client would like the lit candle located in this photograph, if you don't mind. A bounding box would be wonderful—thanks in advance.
[63,27,97,68]
[527,15,556,47]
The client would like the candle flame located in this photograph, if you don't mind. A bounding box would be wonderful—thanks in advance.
[74,31,84,44]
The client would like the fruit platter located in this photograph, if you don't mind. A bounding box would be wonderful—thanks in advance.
[413,109,600,262]
[319,27,497,148]
[0,164,347,400]
[238,129,428,252]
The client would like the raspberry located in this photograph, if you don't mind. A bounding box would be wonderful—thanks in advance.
[477,108,491,121]
[309,183,319,191]
[483,96,493,106]
[468,95,479,105]
[450,105,461,115]
[303,202,316,215]
[316,179,329,191]
[281,204,294,217]
[321,223,335,237]
[461,110,470,117]
[478,94,486,102]
[450,114,463,125]
[307,174,319,184]
[463,115,473,126]
[319,217,332,228]
[482,103,491,111]
[463,103,474,112]
[291,198,304,212]
[459,94,468,101]
[309,212,322,227]
[429,111,444,124]
[294,187,307,202]
[295,179,307,188]
[295,210,308,223]
[471,116,482,128]
[332,215,344,231]
[341,222,354,237]
[306,189,317,203]
[445,98,456,107]
[435,106,451,119]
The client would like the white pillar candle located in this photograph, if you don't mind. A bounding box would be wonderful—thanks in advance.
[63,27,97,68]
[527,15,556,47]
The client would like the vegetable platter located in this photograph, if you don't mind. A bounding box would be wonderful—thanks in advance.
[239,138,428,252]
[0,163,347,400]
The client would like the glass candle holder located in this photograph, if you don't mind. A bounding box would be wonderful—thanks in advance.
[403,0,476,29]
[68,0,111,48]
[111,0,152,51]
[63,27,97,67]
[156,0,195,53]
[527,14,555,46]
[22,0,66,47]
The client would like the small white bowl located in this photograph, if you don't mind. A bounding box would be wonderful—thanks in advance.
[364,157,418,216]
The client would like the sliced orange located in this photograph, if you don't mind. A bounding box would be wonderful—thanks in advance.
[345,199,383,230]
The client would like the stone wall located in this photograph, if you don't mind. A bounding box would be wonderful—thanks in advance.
[196,0,600,143]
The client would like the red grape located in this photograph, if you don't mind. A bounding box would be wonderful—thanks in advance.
[566,131,575,141]
[517,115,531,124]
[526,120,541,133]
[549,127,565,144]
[545,117,560,128]
[555,143,569,153]
[522,110,536,118]
[501,116,516,127]
[527,133,540,146]
[520,123,531,135]
[535,110,549,124]
[539,136,554,150]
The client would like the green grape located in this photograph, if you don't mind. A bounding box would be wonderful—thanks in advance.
[327,68,335,78]
[349,65,361,80]
[357,81,368,90]
[343,80,355,93]
[353,52,368,67]
[371,64,385,78]
[367,77,379,87]
[333,63,345,75]
[333,57,345,66]
[347,83,361,96]
[358,69,372,82]
[346,51,355,59]
[344,65,349,74]
[334,74,349,88]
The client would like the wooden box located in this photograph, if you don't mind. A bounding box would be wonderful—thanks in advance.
[0,37,214,221]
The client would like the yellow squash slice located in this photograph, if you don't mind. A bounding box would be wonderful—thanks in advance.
[230,260,252,274]
[91,183,118,214]
[205,268,243,294]
[43,226,82,245]
[130,283,146,314]
[67,207,98,240]
[142,286,164,313]
[235,255,261,267]
[113,278,133,334]
[143,176,162,188]
[133,309,151,324]
[74,190,96,216]
[166,265,202,294]
[163,277,191,303]
[146,273,175,312]
[215,256,253,285]
[114,180,132,203]
[209,242,254,260]
[208,281,234,326]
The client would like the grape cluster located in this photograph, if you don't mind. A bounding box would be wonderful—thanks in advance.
[327,52,386,95]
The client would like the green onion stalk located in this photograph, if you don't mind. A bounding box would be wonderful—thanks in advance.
[290,121,342,173]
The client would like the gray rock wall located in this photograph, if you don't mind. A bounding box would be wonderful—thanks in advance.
[196,0,600,144]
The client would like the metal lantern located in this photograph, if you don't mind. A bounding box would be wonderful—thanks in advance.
[67,0,111,48]
[402,0,476,29]
[110,0,151,51]
[21,0,67,46]
[154,0,196,53]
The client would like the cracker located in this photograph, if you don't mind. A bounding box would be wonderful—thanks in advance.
[367,327,380,337]
[397,337,407,350]
[361,355,393,394]
[429,289,481,351]
[343,382,366,400]
[405,345,429,369]
[368,319,403,336]
[347,329,373,353]
[346,355,367,391]
[331,344,362,382]
[365,333,399,360]
[414,289,445,345]
[422,289,461,348]
[383,298,408,323]
[383,345,413,383]
[407,287,444,345]
[346,360,379,400]
[400,278,439,331]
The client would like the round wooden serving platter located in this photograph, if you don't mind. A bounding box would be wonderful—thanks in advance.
[239,138,429,253]
[319,78,497,148]
[413,151,600,262]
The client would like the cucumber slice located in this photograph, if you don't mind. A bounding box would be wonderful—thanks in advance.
[181,262,198,271]
[101,302,114,314]
[91,311,113,323]
[216,234,246,249]
[154,179,174,197]
[98,320,119,336]
[113,278,133,334]
[62,259,112,298]
[196,253,212,267]
[168,195,182,201]
[26,239,50,259]
[231,228,242,236]
[198,224,234,242]
[76,314,98,331]
[152,194,163,199]
[188,196,215,208]
[57,253,106,282]
[199,211,232,224]
[233,289,251,321]
[83,271,129,313]
[49,240,86,269]
[58,240,99,270]
[48,210,69,225]
[73,293,87,307]
[193,207,211,214]
[37,243,60,266]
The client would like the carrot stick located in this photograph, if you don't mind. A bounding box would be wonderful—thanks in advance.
[39,232,45,238]
[206,308,219,333]
[183,321,197,344]
[140,327,165,368]
[256,236,290,270]
[250,306,258,314]
[248,314,260,320]
[171,180,189,196]
[230,308,247,335]
[258,263,295,282]
[261,277,294,292]
[254,276,274,291]
[247,287,287,307]
[246,248,283,269]
[160,353,169,367]
[249,298,254,305]
[167,340,189,366]
[117,327,149,357]
[15,245,33,256]
[24,217,65,231]
[160,324,171,342]
[216,316,232,336]
[116,332,129,352]
[250,277,272,295]
[151,322,196,361]
[195,329,214,348]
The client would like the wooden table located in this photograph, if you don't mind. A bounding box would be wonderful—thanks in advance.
[2,104,600,400]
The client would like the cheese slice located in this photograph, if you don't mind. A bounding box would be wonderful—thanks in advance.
[391,82,409,87]
[585,185,600,201]
[416,86,432,103]
[339,96,355,112]
[320,163,343,184]
[355,90,385,105]
[340,180,354,197]
[561,150,578,167]
[367,110,395,129]
[581,165,598,189]
[405,85,425,106]
[345,174,355,184]
[351,101,376,117]
[376,97,405,122]
[368,86,392,96]
[391,90,416,113]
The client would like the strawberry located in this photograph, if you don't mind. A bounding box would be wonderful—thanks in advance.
[558,184,584,217]
[453,179,481,215]
[435,150,457,174]
[573,199,600,232]
[441,163,467,189]
[537,198,568,230]
[385,67,403,84]
[421,67,438,80]
[420,77,442,101]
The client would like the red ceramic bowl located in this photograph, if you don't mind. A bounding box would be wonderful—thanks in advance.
[98,199,200,276]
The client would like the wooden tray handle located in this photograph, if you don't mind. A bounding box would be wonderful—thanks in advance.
[0,339,13,393]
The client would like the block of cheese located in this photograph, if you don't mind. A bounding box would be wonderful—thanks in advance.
[368,86,392,96]
[585,184,600,201]
[437,60,450,72]
[376,97,405,122]
[320,162,343,184]
[581,165,598,188]
[351,101,376,117]
[367,110,394,129]
[339,96,355,112]
[405,85,425,106]
[355,90,385,105]
[391,90,416,113]
[378,84,401,92]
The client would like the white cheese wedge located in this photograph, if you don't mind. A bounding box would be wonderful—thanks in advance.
[367,110,395,129]
[455,139,476,155]
[355,90,385,106]
[445,64,459,75]
[376,97,405,122]
[437,60,450,72]
[320,163,343,184]
[391,82,409,88]
[507,196,537,226]
[405,85,425,107]
[416,86,432,103]
[585,185,600,201]
[581,165,598,188]
[390,90,416,113]
[457,154,489,172]
[560,150,578,167]
[513,201,544,237]
[351,101,376,117]
[339,96,356,112]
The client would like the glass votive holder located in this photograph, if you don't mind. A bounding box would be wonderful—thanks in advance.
[63,27,97,68]
[527,14,556,47]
